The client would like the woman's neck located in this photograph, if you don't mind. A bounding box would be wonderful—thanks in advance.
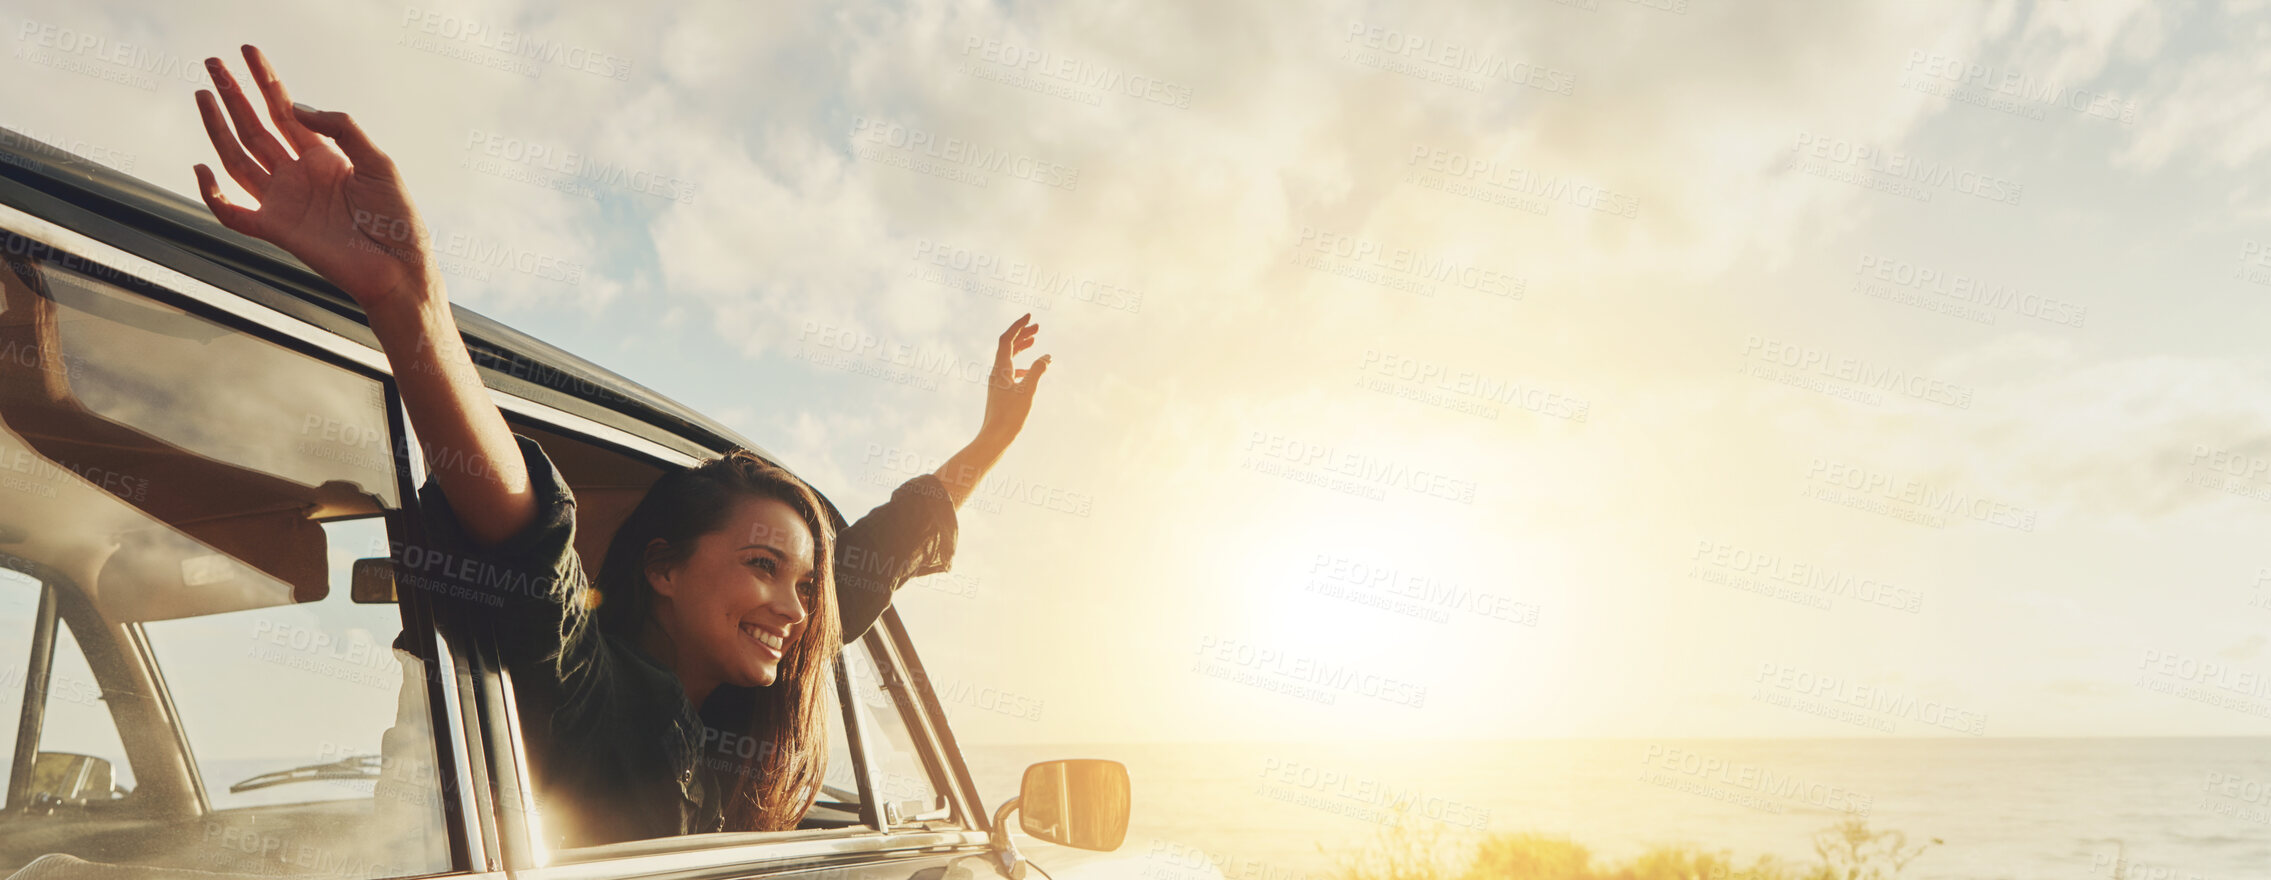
[638,617,716,707]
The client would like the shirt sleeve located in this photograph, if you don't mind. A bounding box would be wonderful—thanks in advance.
[833,472,959,643]
[404,433,600,685]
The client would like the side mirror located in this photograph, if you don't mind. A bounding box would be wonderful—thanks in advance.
[27,752,117,806]
[1016,759,1131,851]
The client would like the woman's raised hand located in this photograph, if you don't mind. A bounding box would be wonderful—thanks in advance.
[927,314,1051,510]
[979,314,1051,447]
[193,45,437,314]
[194,45,533,548]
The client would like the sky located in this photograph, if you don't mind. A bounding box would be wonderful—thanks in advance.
[3,0,2271,746]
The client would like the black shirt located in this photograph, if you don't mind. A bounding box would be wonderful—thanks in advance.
[408,434,955,849]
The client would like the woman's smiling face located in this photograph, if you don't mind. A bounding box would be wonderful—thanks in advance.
[650,494,817,689]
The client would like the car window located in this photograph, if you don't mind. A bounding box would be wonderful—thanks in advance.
[834,636,952,827]
[499,424,962,844]
[141,518,427,810]
[0,239,451,879]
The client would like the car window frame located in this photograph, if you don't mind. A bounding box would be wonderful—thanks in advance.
[0,207,482,875]
[873,611,993,831]
[469,414,964,858]
[2,572,59,812]
[458,419,1006,875]
[2,556,213,826]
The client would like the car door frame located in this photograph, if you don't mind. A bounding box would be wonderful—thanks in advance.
[0,201,490,873]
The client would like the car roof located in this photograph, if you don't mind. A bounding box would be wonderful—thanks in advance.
[0,126,799,485]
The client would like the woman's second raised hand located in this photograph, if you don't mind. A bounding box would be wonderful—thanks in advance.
[979,313,1051,447]
[192,44,437,313]
[929,315,1051,510]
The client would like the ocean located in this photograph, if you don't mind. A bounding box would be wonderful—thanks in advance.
[960,738,2271,880]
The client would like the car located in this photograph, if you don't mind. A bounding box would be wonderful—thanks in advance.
[0,127,1131,880]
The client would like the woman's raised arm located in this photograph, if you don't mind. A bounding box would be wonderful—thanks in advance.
[192,44,534,548]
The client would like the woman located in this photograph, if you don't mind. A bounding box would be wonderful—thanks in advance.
[188,46,1051,846]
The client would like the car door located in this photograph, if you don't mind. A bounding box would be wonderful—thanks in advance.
[0,213,468,880]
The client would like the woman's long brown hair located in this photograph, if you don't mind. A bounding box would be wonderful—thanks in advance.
[587,448,839,831]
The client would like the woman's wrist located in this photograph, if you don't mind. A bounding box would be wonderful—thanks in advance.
[970,424,1018,458]
[934,435,1010,509]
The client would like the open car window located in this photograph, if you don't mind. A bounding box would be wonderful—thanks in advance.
[0,236,452,879]
[830,635,953,829]
[494,424,969,863]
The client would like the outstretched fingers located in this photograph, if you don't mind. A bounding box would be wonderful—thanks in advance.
[193,164,259,236]
[291,103,395,176]
[194,90,269,198]
[991,313,1032,385]
[204,56,292,172]
[1019,354,1051,392]
[994,313,1033,361]
[241,45,323,155]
